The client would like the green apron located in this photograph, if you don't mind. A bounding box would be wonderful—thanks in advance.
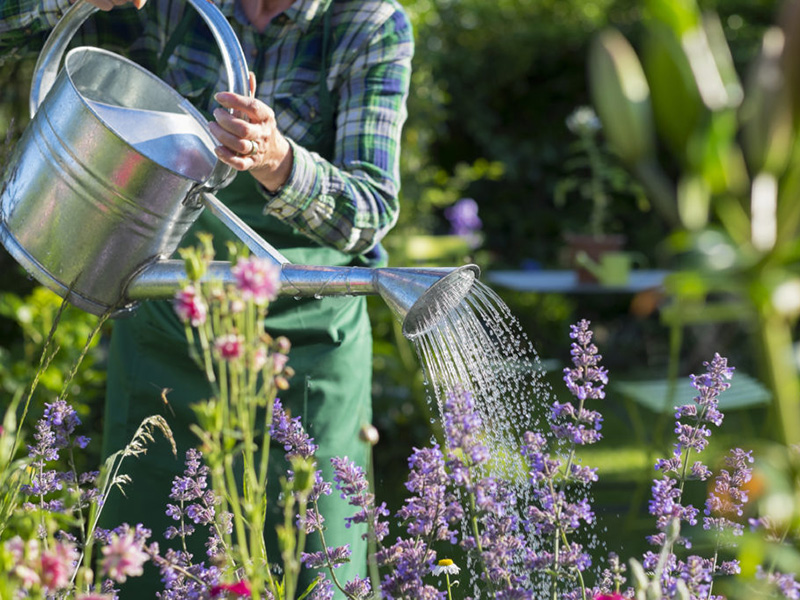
[101,9,375,595]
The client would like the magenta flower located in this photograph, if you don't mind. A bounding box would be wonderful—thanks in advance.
[215,334,244,361]
[210,580,252,597]
[174,285,208,326]
[231,256,280,305]
[100,531,149,583]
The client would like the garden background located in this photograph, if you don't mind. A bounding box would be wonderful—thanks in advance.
[1,0,797,594]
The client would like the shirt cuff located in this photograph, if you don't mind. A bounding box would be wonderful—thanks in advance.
[261,138,320,220]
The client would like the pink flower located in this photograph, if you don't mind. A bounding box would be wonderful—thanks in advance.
[231,256,280,305]
[252,346,268,371]
[211,580,252,597]
[215,334,244,361]
[100,531,149,583]
[40,541,78,591]
[594,594,627,600]
[273,353,289,373]
[174,285,208,326]
[7,537,41,589]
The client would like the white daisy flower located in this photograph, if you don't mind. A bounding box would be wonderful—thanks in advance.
[432,558,460,576]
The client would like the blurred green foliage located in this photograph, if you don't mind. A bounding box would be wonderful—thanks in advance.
[0,288,108,472]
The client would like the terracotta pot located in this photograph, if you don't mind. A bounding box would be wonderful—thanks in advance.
[563,232,626,284]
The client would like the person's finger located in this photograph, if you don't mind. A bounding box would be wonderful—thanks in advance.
[211,108,257,140]
[215,91,273,124]
[78,0,144,9]
[212,142,254,171]
[208,120,258,156]
[82,0,116,10]
[249,71,257,97]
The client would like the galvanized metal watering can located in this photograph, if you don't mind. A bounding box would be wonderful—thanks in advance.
[0,0,478,339]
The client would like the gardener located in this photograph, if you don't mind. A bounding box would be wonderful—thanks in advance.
[0,0,412,595]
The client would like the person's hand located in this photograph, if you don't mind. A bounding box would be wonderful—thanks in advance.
[76,0,146,11]
[210,73,293,194]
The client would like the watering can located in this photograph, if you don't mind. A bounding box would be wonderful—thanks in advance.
[0,0,478,340]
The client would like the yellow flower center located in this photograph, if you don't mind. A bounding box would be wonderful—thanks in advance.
[437,559,454,567]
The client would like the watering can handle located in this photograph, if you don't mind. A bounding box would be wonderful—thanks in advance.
[29,0,250,190]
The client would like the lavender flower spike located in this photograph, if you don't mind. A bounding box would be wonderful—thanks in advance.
[552,319,607,445]
[563,319,608,402]
[674,353,734,456]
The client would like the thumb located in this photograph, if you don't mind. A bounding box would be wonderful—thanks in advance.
[249,71,257,97]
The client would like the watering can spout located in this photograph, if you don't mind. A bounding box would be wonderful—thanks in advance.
[373,265,479,339]
[127,261,480,340]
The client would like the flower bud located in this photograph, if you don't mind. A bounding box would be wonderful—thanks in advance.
[178,247,207,282]
[359,424,380,446]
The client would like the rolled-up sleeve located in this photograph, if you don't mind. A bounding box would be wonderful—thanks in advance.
[263,4,414,256]
[0,0,71,58]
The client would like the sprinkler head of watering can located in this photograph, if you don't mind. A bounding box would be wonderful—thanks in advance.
[373,265,480,339]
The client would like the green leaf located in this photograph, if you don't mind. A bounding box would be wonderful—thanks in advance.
[645,0,701,37]
[588,28,657,166]
[642,24,703,160]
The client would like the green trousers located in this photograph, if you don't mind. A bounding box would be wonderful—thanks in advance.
[101,178,374,598]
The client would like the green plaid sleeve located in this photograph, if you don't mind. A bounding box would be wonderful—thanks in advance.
[1,0,160,67]
[263,2,414,256]
[0,0,72,58]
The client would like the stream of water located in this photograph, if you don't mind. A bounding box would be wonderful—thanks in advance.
[413,279,550,486]
[411,279,605,597]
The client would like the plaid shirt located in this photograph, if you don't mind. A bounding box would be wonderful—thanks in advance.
[0,0,413,255]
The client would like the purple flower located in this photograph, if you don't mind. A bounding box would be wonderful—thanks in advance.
[307,575,334,600]
[704,448,753,536]
[397,445,463,543]
[443,386,488,486]
[330,456,389,542]
[464,479,532,591]
[343,576,372,599]
[301,545,351,570]
[562,319,608,402]
[444,197,482,237]
[164,449,230,558]
[552,320,607,446]
[154,547,222,600]
[270,399,318,459]
[378,538,442,600]
[673,354,732,456]
[21,401,99,509]
[755,566,800,599]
